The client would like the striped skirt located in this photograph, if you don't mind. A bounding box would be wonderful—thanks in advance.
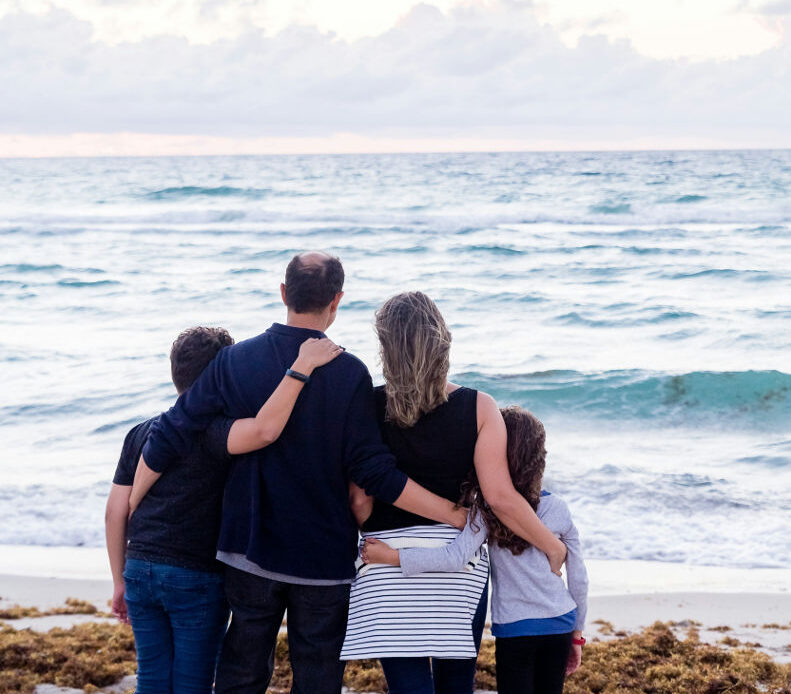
[340,524,489,660]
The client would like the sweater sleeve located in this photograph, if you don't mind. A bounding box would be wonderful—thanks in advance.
[344,370,408,504]
[141,349,230,473]
[559,504,589,631]
[399,512,488,576]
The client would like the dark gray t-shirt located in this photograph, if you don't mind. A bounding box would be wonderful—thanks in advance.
[113,415,233,573]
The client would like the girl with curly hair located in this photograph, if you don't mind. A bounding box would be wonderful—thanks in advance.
[363,406,588,694]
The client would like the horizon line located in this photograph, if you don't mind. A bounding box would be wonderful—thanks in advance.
[3,145,790,161]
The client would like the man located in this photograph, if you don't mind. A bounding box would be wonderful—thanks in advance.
[135,252,465,693]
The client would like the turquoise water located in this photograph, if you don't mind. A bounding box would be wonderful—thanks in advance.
[0,150,789,567]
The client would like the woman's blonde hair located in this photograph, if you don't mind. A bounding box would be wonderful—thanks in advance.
[375,291,451,428]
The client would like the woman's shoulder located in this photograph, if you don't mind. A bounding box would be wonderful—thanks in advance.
[447,383,478,398]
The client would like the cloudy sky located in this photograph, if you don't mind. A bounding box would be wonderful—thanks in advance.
[1,0,790,155]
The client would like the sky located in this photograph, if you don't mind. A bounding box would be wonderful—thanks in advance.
[0,0,790,155]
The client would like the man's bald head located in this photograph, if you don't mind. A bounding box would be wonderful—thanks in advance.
[284,252,345,314]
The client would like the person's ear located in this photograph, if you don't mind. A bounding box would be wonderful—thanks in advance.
[280,283,287,306]
[330,291,344,313]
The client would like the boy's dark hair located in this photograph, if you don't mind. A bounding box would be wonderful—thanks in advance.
[170,327,234,393]
[284,253,344,314]
[461,406,546,556]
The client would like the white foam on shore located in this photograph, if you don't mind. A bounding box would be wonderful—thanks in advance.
[1,544,789,595]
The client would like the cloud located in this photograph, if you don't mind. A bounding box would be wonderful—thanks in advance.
[755,0,791,15]
[0,2,789,148]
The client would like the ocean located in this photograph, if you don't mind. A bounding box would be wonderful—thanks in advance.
[1,150,789,569]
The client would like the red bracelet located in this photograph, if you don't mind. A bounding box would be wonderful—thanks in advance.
[572,636,586,646]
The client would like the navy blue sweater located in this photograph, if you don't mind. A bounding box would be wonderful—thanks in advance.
[142,323,408,581]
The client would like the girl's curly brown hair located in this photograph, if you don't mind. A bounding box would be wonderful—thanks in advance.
[461,406,546,555]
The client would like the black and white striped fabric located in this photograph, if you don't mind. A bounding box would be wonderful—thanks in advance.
[340,524,489,660]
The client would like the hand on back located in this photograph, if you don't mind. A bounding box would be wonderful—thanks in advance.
[298,337,344,370]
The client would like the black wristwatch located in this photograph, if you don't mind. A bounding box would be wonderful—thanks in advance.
[285,368,310,383]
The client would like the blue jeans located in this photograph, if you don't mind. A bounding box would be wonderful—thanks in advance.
[124,558,230,694]
[380,580,489,694]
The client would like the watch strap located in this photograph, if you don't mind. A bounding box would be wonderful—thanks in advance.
[285,368,310,383]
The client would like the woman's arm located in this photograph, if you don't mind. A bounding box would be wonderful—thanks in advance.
[473,392,566,573]
[391,480,467,529]
[104,484,131,623]
[227,338,343,454]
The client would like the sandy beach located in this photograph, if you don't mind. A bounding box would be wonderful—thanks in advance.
[1,544,789,692]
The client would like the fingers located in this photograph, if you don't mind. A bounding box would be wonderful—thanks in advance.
[361,538,381,563]
[565,646,582,675]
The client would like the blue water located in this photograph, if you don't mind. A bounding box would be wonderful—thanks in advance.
[1,150,790,568]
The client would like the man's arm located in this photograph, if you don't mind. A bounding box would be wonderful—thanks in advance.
[129,339,343,513]
[349,482,373,527]
[344,372,466,529]
[104,484,131,623]
[141,347,230,475]
[473,392,567,573]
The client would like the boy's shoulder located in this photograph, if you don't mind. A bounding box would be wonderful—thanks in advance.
[114,416,159,485]
[121,415,159,464]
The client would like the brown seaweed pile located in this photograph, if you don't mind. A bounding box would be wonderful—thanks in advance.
[272,622,791,694]
[0,598,99,620]
[0,621,135,692]
[562,622,791,694]
[1,618,789,693]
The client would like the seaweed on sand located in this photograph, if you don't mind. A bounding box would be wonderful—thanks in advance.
[561,622,791,694]
[272,623,791,694]
[0,598,99,620]
[1,619,790,693]
[0,621,135,692]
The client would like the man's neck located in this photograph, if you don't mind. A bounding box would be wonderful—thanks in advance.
[285,310,328,332]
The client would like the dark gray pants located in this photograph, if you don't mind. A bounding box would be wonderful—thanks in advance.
[215,565,351,694]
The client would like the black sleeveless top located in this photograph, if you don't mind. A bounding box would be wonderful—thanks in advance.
[363,385,479,532]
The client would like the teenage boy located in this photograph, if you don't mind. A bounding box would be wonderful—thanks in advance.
[106,325,342,693]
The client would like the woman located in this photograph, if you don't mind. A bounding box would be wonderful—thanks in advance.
[340,292,566,694]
